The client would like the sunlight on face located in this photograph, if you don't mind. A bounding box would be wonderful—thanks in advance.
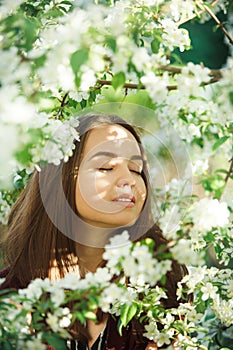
[75,124,147,228]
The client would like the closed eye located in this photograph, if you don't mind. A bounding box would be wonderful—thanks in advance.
[98,167,113,172]
[130,169,142,175]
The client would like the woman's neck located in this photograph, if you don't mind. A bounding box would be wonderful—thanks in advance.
[72,217,115,248]
[75,243,105,273]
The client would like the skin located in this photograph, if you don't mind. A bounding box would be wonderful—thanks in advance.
[75,124,147,229]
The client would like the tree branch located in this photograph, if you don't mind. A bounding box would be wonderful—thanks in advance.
[158,65,222,79]
[178,0,221,26]
[198,1,233,46]
[96,79,177,91]
[224,156,233,183]
[96,66,222,91]
[56,92,69,119]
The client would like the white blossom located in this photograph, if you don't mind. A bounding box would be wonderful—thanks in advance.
[55,272,82,290]
[190,198,230,232]
[25,338,46,350]
[0,0,25,18]
[79,68,96,91]
[144,321,159,341]
[46,313,60,332]
[131,47,150,72]
[104,2,128,36]
[18,278,51,301]
[170,239,204,266]
[50,287,65,307]
[201,282,218,301]
[141,71,169,103]
[69,90,89,102]
[154,331,172,347]
[169,0,196,22]
[85,267,112,286]
[0,192,11,224]
[161,19,190,52]
[159,205,181,239]
[212,298,233,327]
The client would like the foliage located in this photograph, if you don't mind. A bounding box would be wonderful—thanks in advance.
[0,232,231,349]
[0,0,233,348]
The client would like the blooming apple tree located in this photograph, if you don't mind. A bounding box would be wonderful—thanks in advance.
[0,0,233,349]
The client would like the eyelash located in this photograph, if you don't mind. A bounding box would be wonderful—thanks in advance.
[98,167,142,175]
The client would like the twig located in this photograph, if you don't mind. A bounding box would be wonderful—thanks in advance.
[96,65,222,91]
[158,65,222,79]
[198,1,233,45]
[178,0,221,26]
[56,92,69,119]
[97,79,177,91]
[224,156,233,183]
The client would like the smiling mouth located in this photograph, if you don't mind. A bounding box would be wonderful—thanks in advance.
[113,194,135,207]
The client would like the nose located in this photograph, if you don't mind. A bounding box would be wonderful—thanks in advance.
[116,164,136,189]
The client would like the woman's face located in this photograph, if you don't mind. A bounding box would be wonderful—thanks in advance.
[75,124,147,228]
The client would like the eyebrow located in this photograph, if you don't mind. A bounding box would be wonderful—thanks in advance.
[88,151,143,162]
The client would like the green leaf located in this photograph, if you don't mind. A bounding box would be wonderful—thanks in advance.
[3,342,13,350]
[24,17,39,51]
[43,333,67,350]
[14,144,33,165]
[70,49,89,75]
[106,37,116,52]
[151,38,160,53]
[212,136,229,151]
[84,311,97,320]
[211,177,225,190]
[111,72,126,90]
[229,91,233,105]
[120,303,138,327]
[160,275,166,285]
[74,311,86,324]
[80,99,87,109]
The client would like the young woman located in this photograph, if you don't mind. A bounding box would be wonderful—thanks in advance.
[0,114,187,349]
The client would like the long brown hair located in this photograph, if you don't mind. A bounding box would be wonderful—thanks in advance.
[1,114,186,308]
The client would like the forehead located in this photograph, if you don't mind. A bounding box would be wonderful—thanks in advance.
[83,124,141,157]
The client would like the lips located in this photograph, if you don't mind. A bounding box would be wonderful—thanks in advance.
[113,193,135,207]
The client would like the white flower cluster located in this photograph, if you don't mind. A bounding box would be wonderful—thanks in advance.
[0,0,25,18]
[144,301,204,348]
[157,177,193,240]
[103,231,172,287]
[161,18,191,52]
[215,60,233,127]
[170,238,204,266]
[169,0,196,22]
[144,321,173,347]
[158,204,181,240]
[0,193,11,225]
[189,197,230,233]
[141,72,169,104]
[30,115,80,166]
[0,231,172,346]
[1,230,231,348]
[179,266,233,327]
[177,62,210,97]
[186,197,231,252]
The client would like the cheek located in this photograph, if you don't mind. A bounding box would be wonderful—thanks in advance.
[75,172,116,214]
[76,170,99,200]
[95,173,113,196]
